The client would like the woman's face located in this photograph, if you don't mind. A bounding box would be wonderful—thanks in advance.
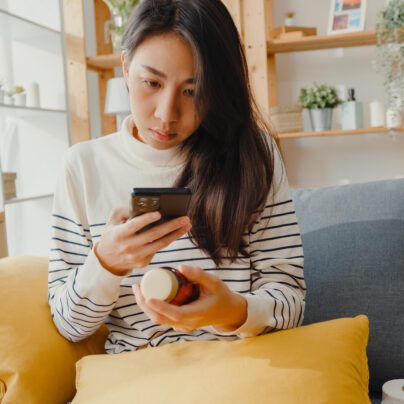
[122,33,200,150]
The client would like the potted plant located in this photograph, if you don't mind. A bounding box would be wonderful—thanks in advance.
[299,83,342,131]
[374,0,404,113]
[103,0,140,53]
[12,86,26,107]
[285,11,296,27]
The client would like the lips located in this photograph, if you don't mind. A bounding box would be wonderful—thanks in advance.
[150,129,177,142]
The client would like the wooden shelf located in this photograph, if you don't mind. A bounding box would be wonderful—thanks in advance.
[87,54,120,70]
[268,31,377,54]
[5,193,53,205]
[278,126,404,139]
[0,103,65,113]
[87,32,378,70]
[0,8,61,34]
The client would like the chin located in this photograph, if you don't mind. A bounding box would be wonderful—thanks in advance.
[149,138,178,150]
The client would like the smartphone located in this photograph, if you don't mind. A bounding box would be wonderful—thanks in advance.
[130,187,192,233]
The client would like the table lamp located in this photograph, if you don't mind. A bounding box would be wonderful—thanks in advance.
[104,77,131,128]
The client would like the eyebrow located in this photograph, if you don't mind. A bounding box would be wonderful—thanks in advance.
[140,64,195,84]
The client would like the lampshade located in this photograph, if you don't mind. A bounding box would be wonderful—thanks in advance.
[104,77,131,114]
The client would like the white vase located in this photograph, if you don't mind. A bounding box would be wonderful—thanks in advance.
[4,95,13,105]
[26,82,40,108]
[369,100,385,127]
[386,107,402,128]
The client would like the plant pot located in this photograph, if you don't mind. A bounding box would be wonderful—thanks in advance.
[13,92,26,107]
[284,17,295,27]
[308,108,333,132]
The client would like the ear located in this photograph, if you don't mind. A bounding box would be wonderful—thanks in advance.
[121,52,129,86]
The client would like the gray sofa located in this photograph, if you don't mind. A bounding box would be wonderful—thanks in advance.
[292,178,404,403]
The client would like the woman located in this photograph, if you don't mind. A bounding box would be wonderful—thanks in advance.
[48,0,305,354]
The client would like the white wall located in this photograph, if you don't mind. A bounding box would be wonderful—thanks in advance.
[271,0,404,188]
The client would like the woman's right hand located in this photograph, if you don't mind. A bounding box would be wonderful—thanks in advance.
[94,208,192,276]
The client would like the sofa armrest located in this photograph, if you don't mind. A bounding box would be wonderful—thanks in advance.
[0,256,108,404]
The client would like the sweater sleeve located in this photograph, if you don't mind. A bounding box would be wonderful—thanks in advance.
[212,141,306,338]
[48,152,124,342]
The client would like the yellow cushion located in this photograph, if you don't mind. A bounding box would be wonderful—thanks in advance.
[73,315,370,404]
[0,256,108,404]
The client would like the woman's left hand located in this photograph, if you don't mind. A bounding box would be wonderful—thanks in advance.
[132,265,247,333]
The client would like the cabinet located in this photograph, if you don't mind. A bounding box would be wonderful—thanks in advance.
[0,2,71,256]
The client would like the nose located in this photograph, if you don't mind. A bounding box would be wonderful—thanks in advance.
[154,90,179,124]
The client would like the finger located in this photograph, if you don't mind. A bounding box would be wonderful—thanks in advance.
[122,211,162,236]
[132,284,176,326]
[108,207,131,225]
[146,297,202,329]
[177,265,223,293]
[140,216,191,244]
[134,224,192,258]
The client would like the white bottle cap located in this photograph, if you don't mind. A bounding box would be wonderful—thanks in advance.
[140,268,179,302]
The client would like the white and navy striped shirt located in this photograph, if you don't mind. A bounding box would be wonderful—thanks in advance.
[48,116,305,354]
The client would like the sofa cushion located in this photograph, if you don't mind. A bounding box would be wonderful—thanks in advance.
[0,256,108,404]
[292,179,404,395]
[73,316,370,404]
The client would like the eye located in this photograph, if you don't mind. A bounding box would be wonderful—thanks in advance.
[183,88,195,97]
[143,80,161,89]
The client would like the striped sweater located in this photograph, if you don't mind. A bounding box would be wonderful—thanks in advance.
[48,116,305,354]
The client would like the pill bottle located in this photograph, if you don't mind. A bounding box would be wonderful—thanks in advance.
[140,267,200,306]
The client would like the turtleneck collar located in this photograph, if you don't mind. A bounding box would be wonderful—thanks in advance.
[119,115,186,168]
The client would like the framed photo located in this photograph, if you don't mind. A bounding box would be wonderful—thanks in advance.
[328,0,367,35]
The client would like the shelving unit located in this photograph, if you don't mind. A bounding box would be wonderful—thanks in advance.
[223,1,403,142]
[66,0,403,149]
[0,2,72,256]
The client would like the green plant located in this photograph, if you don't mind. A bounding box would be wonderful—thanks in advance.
[103,0,139,15]
[14,86,24,94]
[298,83,341,109]
[285,11,295,19]
[5,85,25,97]
[374,0,404,109]
[103,0,139,51]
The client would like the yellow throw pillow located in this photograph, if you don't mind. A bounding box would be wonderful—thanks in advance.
[74,315,370,404]
[0,256,108,404]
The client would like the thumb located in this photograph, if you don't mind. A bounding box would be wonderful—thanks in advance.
[177,265,222,293]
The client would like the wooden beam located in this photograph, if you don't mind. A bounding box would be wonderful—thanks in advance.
[94,0,117,135]
[63,0,91,144]
[87,53,121,70]
[0,213,8,258]
[242,0,271,117]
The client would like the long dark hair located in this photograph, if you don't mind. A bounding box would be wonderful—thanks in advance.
[122,0,275,265]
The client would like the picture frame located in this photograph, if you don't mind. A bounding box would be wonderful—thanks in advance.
[327,0,367,35]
